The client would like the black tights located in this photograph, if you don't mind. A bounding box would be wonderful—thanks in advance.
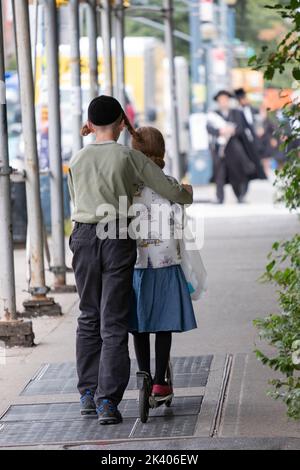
[133,332,172,385]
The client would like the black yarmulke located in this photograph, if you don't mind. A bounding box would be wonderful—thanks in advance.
[88,95,123,126]
[234,88,246,99]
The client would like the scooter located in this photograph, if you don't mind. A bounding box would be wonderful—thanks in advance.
[136,362,174,423]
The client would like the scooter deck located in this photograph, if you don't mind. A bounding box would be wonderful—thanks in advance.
[149,393,174,408]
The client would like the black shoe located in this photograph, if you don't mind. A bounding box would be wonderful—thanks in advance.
[97,399,123,425]
[80,390,97,417]
[237,195,246,204]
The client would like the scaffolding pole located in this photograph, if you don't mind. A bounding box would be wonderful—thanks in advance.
[0,1,34,345]
[219,0,230,88]
[70,0,83,152]
[114,0,125,109]
[100,0,113,95]
[87,0,99,101]
[13,0,61,318]
[44,0,68,290]
[163,0,181,182]
[0,0,17,323]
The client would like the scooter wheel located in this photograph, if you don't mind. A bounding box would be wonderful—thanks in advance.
[139,388,150,423]
[165,398,172,408]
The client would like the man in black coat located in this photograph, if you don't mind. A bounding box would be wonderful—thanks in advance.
[207,90,263,204]
[234,88,266,180]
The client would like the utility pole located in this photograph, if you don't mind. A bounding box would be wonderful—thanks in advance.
[0,0,34,346]
[100,0,113,95]
[70,0,83,153]
[44,0,69,291]
[87,0,99,101]
[13,0,61,317]
[163,0,181,182]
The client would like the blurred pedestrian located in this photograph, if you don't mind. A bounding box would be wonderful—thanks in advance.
[207,90,256,204]
[234,88,266,181]
[235,88,258,131]
[272,109,300,170]
[256,105,278,177]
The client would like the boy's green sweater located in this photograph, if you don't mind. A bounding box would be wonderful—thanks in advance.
[68,142,192,223]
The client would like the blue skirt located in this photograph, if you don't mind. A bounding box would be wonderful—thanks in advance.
[129,265,197,333]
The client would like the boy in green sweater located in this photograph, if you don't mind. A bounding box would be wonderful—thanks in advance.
[68,95,192,425]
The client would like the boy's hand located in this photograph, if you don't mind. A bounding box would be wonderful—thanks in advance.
[182,184,193,196]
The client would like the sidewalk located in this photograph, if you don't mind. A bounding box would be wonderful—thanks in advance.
[0,180,300,450]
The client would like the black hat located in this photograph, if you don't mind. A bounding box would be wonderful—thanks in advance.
[234,88,247,99]
[88,95,124,126]
[213,90,233,101]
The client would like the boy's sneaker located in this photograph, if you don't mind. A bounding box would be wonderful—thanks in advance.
[97,399,123,425]
[152,384,173,398]
[80,390,97,417]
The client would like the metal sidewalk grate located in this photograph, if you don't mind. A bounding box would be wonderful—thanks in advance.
[0,355,222,447]
[133,415,199,439]
[0,397,203,447]
[20,355,213,396]
[0,419,136,446]
[1,396,203,423]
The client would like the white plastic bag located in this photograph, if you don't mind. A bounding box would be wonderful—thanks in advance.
[179,225,207,301]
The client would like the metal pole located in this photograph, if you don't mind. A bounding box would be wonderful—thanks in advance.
[70,0,82,152]
[114,0,125,109]
[227,5,236,71]
[114,0,126,145]
[189,0,208,112]
[219,0,230,87]
[100,0,113,95]
[163,0,181,181]
[115,0,126,109]
[44,0,66,288]
[87,0,99,101]
[14,0,61,317]
[0,0,17,321]
[0,10,34,346]
[14,0,46,294]
[189,0,201,113]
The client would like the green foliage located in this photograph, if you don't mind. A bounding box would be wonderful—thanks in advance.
[251,1,300,419]
[237,0,293,87]
[235,0,288,46]
[248,0,300,83]
[254,236,300,419]
[273,103,300,211]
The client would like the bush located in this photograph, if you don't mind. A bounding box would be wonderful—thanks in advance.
[254,236,300,419]
[250,0,300,419]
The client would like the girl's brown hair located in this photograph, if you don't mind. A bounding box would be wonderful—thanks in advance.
[131,126,165,169]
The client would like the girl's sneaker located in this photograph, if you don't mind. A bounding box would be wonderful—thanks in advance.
[152,384,173,398]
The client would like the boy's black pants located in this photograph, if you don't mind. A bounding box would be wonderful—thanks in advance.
[69,221,136,407]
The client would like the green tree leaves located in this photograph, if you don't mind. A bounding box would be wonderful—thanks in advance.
[255,236,300,419]
[251,0,300,420]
